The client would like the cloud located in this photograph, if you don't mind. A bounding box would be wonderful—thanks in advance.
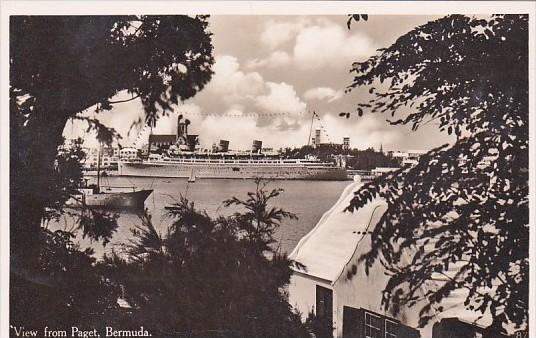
[313,113,402,150]
[246,51,291,69]
[250,19,377,71]
[304,87,344,102]
[62,92,146,148]
[255,82,307,115]
[260,19,309,50]
[205,55,266,103]
[293,23,377,69]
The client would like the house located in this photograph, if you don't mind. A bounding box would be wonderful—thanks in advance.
[287,179,509,338]
[119,147,138,160]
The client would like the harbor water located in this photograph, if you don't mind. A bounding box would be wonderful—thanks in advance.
[58,177,352,257]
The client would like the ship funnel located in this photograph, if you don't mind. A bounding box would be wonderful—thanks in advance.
[177,116,188,139]
[219,140,229,152]
[252,140,262,154]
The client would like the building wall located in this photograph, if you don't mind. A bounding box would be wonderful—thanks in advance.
[332,233,427,337]
[288,272,337,335]
[289,235,433,338]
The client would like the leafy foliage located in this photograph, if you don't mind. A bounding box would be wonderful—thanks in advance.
[10,229,121,330]
[345,148,399,170]
[347,14,369,29]
[10,15,215,261]
[304,309,333,338]
[346,15,528,332]
[102,182,309,337]
[10,15,214,329]
[223,178,298,254]
[282,145,398,170]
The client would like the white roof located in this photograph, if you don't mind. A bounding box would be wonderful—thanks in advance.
[289,180,503,331]
[289,181,387,283]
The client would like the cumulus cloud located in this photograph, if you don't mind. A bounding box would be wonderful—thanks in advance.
[255,82,307,115]
[303,87,344,102]
[250,20,377,71]
[200,55,306,118]
[260,19,309,50]
[246,51,291,69]
[205,55,266,103]
[293,23,376,69]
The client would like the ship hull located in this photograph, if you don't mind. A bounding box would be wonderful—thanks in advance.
[118,161,348,181]
[84,189,153,210]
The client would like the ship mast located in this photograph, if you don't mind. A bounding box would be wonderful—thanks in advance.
[307,110,316,146]
[96,144,101,193]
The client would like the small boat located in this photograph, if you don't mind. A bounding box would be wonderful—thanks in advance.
[71,146,153,211]
[80,187,153,210]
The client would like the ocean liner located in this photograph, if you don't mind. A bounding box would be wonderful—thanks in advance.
[119,157,347,180]
[119,116,348,180]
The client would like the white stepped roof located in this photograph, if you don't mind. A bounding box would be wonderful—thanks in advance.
[289,180,501,330]
[289,181,387,283]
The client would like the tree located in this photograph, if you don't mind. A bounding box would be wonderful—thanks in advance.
[102,181,310,337]
[345,148,399,170]
[345,15,528,333]
[10,15,214,264]
[10,15,214,328]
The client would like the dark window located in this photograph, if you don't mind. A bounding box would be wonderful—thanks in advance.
[364,311,382,338]
[385,319,398,338]
[232,167,240,172]
[316,285,333,325]
[343,306,361,338]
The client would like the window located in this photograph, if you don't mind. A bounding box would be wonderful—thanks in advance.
[385,319,397,338]
[342,306,360,338]
[364,312,382,338]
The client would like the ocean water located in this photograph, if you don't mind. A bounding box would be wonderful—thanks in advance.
[59,177,352,257]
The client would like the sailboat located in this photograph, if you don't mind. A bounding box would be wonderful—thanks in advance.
[74,146,153,210]
[187,167,196,183]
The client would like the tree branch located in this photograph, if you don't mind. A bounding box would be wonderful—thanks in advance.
[107,94,141,104]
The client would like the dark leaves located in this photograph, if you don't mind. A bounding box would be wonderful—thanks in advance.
[103,182,308,336]
[347,14,369,29]
[346,14,528,329]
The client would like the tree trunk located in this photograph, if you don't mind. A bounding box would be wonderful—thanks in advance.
[10,105,70,270]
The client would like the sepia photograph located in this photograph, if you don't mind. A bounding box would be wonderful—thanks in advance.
[1,2,534,338]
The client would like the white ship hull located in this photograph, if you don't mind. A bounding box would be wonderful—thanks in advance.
[118,160,348,180]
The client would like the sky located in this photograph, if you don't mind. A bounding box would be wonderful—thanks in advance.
[63,15,455,151]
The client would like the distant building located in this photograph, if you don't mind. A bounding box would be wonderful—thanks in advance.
[334,154,348,168]
[391,150,427,167]
[315,129,321,147]
[148,116,192,152]
[119,147,138,160]
[82,146,119,169]
[371,167,398,177]
[342,137,350,151]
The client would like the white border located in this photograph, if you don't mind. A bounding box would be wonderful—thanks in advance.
[1,2,535,337]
